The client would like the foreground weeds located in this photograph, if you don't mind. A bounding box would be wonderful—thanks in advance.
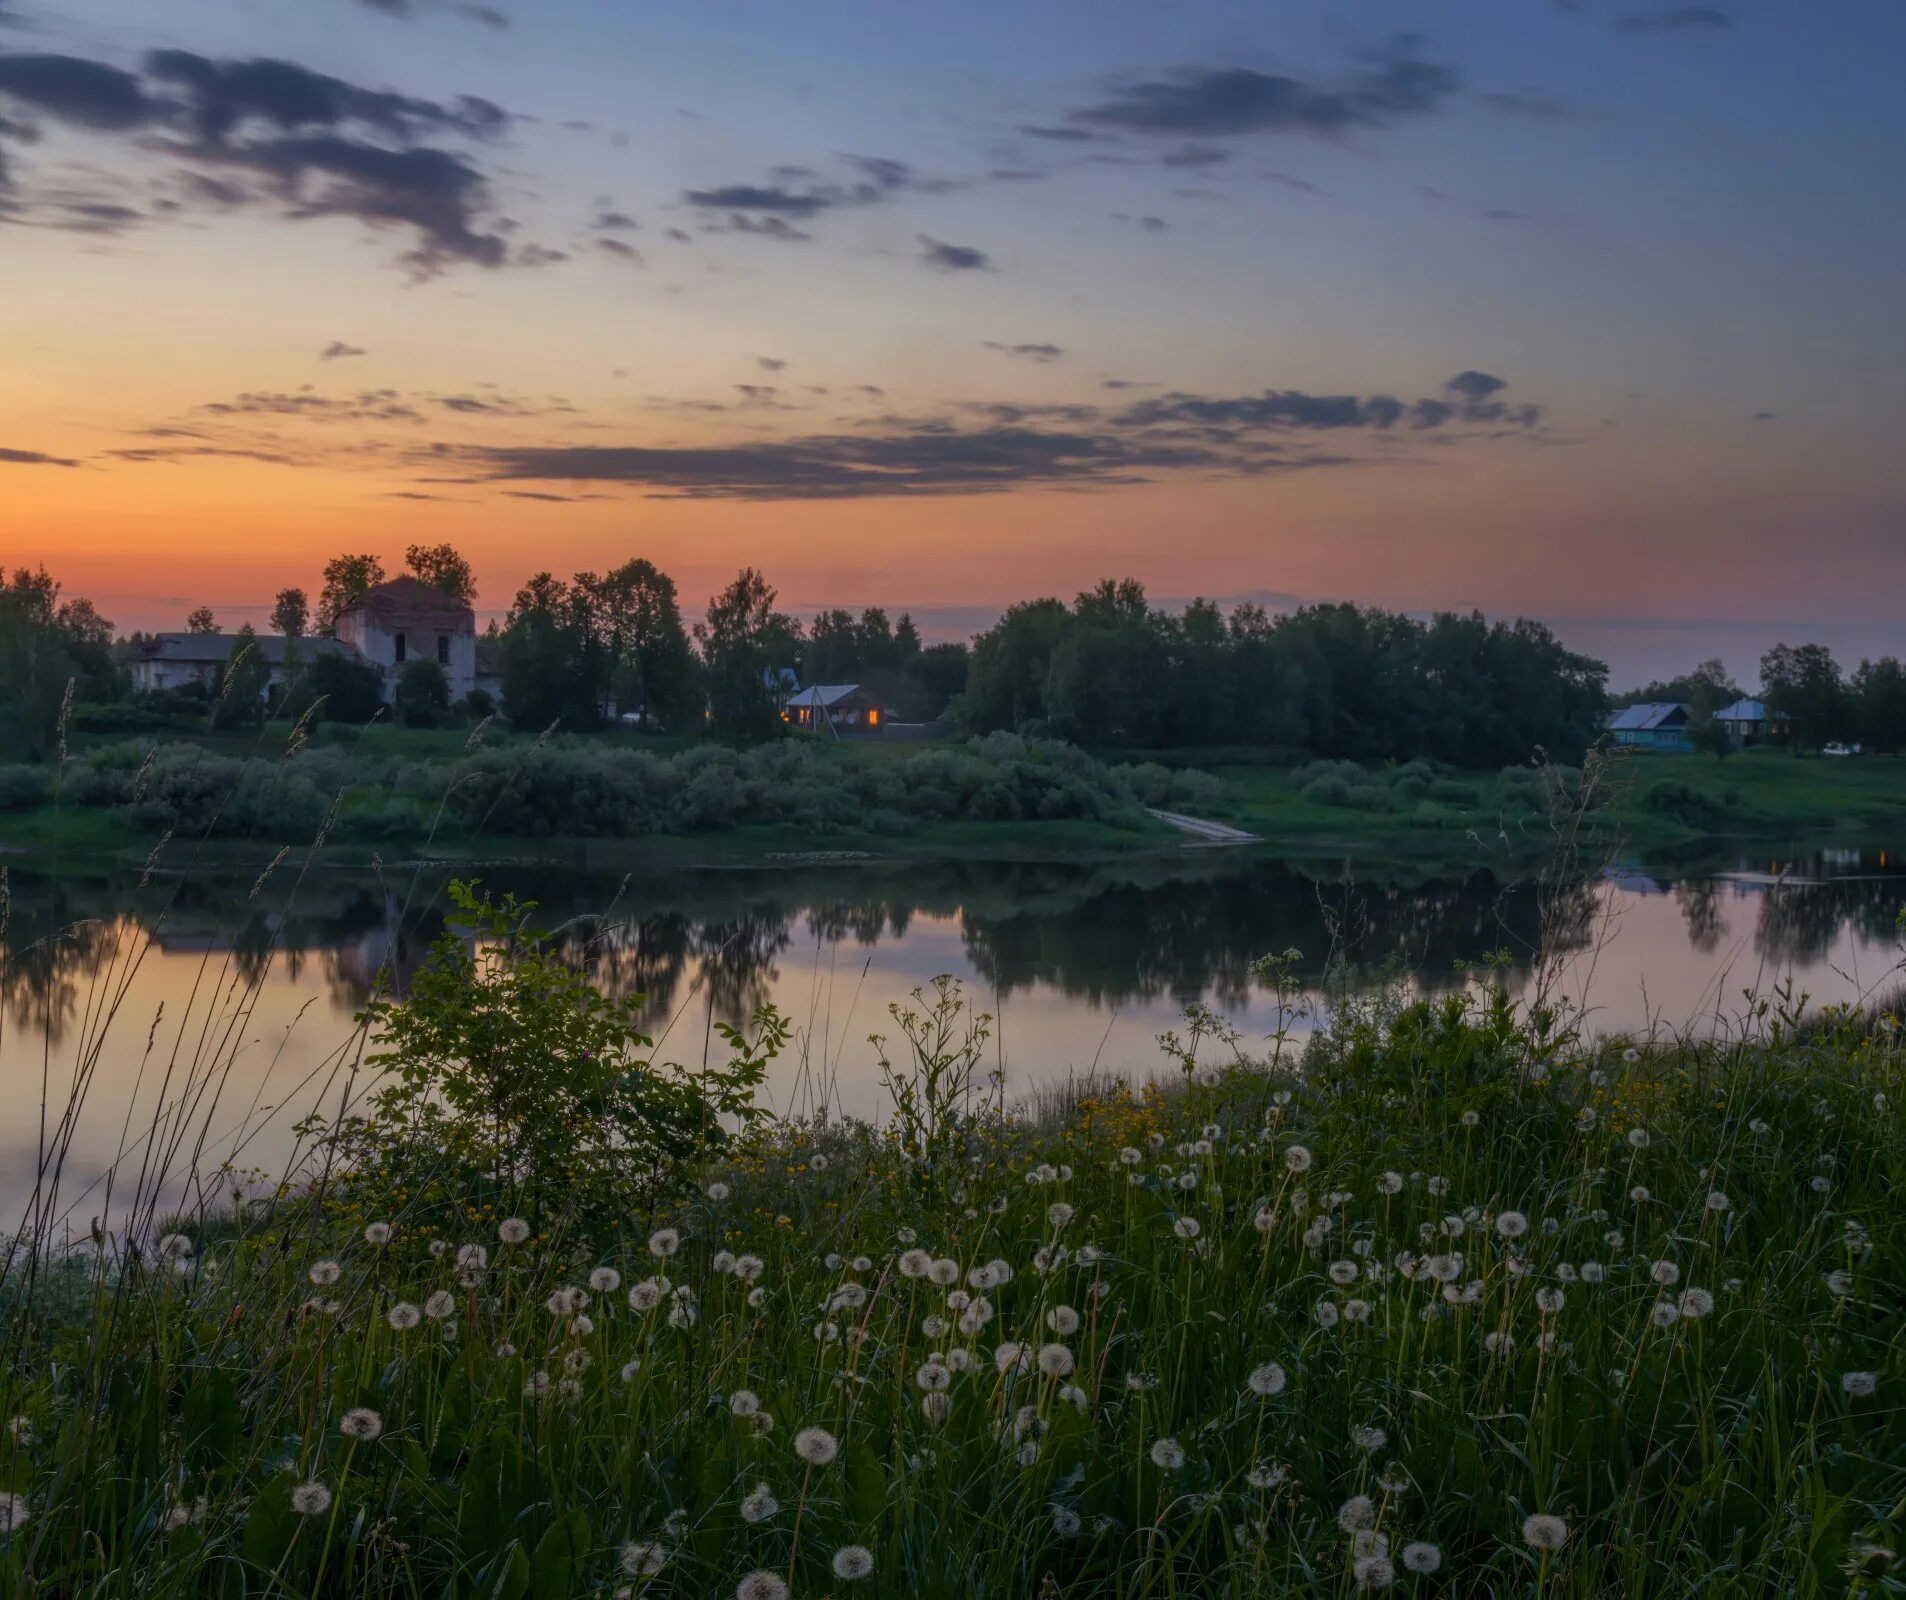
[0,981,1902,1597]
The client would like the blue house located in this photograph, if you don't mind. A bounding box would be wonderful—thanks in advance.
[1606,701,1693,751]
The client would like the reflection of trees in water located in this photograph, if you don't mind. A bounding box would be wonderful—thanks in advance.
[1674,881,1730,955]
[958,869,1601,1007]
[1754,876,1906,971]
[3,854,1899,1035]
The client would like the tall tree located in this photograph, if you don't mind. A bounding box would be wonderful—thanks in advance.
[1760,643,1846,754]
[497,573,605,731]
[184,606,219,634]
[270,587,310,638]
[0,568,83,758]
[696,568,802,736]
[214,624,272,728]
[406,543,476,604]
[580,558,695,730]
[1852,657,1906,753]
[318,553,386,635]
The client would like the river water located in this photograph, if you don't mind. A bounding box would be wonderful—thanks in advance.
[2,841,1900,1226]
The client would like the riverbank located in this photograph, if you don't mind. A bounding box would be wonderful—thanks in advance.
[3,982,1898,1596]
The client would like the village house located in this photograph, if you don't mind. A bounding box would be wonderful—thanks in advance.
[130,633,359,697]
[1605,701,1693,751]
[785,683,887,733]
[333,576,481,703]
[134,578,500,707]
[1712,698,1783,748]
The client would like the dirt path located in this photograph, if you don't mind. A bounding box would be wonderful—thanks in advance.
[1146,809,1260,844]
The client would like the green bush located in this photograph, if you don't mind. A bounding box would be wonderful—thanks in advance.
[0,764,51,810]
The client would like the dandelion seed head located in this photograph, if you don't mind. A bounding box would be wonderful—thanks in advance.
[290,1482,332,1516]
[338,1407,383,1441]
[1521,1513,1568,1551]
[794,1425,839,1465]
[831,1545,875,1580]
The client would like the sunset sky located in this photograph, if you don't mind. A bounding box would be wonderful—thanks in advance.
[4,0,1902,682]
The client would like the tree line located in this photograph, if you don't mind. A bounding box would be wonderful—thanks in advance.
[7,544,1901,766]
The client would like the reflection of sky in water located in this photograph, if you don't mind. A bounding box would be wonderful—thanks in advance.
[2,850,1900,1226]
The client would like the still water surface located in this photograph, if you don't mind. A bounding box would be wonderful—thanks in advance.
[3,843,1900,1224]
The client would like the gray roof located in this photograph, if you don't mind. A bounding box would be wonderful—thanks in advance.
[787,683,866,709]
[137,633,360,666]
[1714,698,1769,722]
[1606,701,1690,732]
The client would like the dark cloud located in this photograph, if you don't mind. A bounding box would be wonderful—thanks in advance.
[683,154,947,239]
[595,236,640,264]
[1016,123,1113,143]
[1445,370,1507,399]
[350,0,511,25]
[0,52,166,132]
[201,388,426,423]
[0,445,78,466]
[320,339,367,359]
[1479,89,1571,119]
[757,356,787,372]
[1158,142,1231,168]
[1752,410,1777,422]
[1259,169,1324,196]
[466,425,1224,499]
[592,208,637,230]
[1114,371,1540,433]
[516,242,566,266]
[1066,44,1458,141]
[0,46,517,271]
[918,234,991,271]
[1615,6,1733,32]
[144,50,508,143]
[1480,206,1534,222]
[984,340,1065,363]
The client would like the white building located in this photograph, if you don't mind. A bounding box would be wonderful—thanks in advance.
[130,633,358,697]
[334,576,481,702]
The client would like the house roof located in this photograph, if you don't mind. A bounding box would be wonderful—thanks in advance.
[1714,698,1769,722]
[136,633,359,666]
[339,576,473,617]
[787,683,865,709]
[1606,701,1690,732]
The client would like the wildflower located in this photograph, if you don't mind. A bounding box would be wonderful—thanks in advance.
[1286,1145,1313,1173]
[1824,1268,1855,1296]
[898,1249,931,1279]
[1630,1185,1651,1204]
[1484,1331,1515,1356]
[1651,1301,1681,1328]
[1521,1513,1568,1552]
[1353,1554,1396,1588]
[1535,1287,1566,1315]
[734,1254,765,1281]
[1338,1495,1376,1532]
[1401,1542,1441,1574]
[668,1301,699,1330]
[1678,1287,1714,1319]
[1353,1424,1387,1452]
[0,1493,26,1533]
[338,1407,383,1441]
[1706,1190,1731,1214]
[995,1341,1030,1374]
[1053,1505,1083,1536]
[1495,1211,1528,1240]
[497,1342,517,1359]
[498,1218,530,1244]
[163,1496,207,1530]
[590,1266,622,1294]
[648,1228,680,1259]
[707,1181,730,1202]
[1376,1171,1403,1195]
[1315,1300,1341,1329]
[1247,1361,1287,1397]
[1037,1343,1075,1378]
[1811,1175,1832,1193]
[1844,1371,1878,1399]
[809,1153,830,1171]
[422,1290,455,1321]
[456,1243,488,1272]
[621,1542,669,1577]
[387,1302,421,1331]
[1581,1261,1605,1284]
[288,1481,333,1517]
[794,1425,840,1465]
[1046,1305,1081,1335]
[1173,1217,1201,1240]
[1047,1202,1075,1229]
[628,1281,663,1312]
[1460,1110,1480,1128]
[736,1571,790,1600]
[1119,1147,1143,1165]
[309,1260,341,1287]
[1149,1437,1186,1469]
[740,1483,779,1523]
[363,1222,392,1246]
[1626,1128,1650,1149]
[832,1545,875,1581]
[157,1233,193,1259]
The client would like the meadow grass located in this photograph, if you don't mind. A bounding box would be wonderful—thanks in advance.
[0,978,1900,1598]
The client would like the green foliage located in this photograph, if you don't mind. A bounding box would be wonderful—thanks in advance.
[210,624,271,730]
[349,880,778,1229]
[0,764,52,809]
[0,566,117,760]
[958,584,1609,764]
[697,567,800,737]
[1,990,1900,1596]
[393,658,450,727]
[1760,642,1847,753]
[280,651,388,726]
[1642,777,1731,830]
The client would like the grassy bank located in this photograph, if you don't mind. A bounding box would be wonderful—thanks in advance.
[1200,747,1906,861]
[1,974,1900,1596]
